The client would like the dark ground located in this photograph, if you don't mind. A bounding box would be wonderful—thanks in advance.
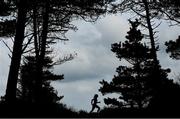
[0,101,179,118]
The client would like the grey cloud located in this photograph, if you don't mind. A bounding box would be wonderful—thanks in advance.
[55,17,125,81]
[53,15,129,82]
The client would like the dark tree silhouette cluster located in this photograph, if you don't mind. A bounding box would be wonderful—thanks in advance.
[100,20,155,109]
[3,0,114,103]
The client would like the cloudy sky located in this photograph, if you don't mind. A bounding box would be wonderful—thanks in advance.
[1,13,180,111]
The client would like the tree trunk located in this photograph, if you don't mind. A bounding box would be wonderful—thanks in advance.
[143,0,158,63]
[143,0,161,100]
[5,0,27,103]
[33,4,39,61]
[35,0,49,103]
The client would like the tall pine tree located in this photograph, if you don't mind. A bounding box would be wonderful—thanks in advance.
[18,55,64,104]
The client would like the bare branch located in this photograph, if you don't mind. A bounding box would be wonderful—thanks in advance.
[1,39,13,53]
[52,53,77,66]
[22,35,34,53]
[23,48,34,54]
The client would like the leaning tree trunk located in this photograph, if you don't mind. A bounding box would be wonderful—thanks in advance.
[143,0,161,103]
[143,0,158,64]
[5,0,27,103]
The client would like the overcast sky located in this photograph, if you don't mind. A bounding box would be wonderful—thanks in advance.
[1,14,180,111]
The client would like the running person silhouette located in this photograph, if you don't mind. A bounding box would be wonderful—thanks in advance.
[90,94,100,113]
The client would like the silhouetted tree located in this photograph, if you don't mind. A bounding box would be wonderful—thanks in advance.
[0,0,16,37]
[0,0,11,16]
[151,0,180,24]
[99,19,171,110]
[165,36,180,59]
[18,55,64,104]
[0,20,16,37]
[100,20,155,109]
[112,0,158,65]
[5,0,28,103]
[109,0,169,105]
